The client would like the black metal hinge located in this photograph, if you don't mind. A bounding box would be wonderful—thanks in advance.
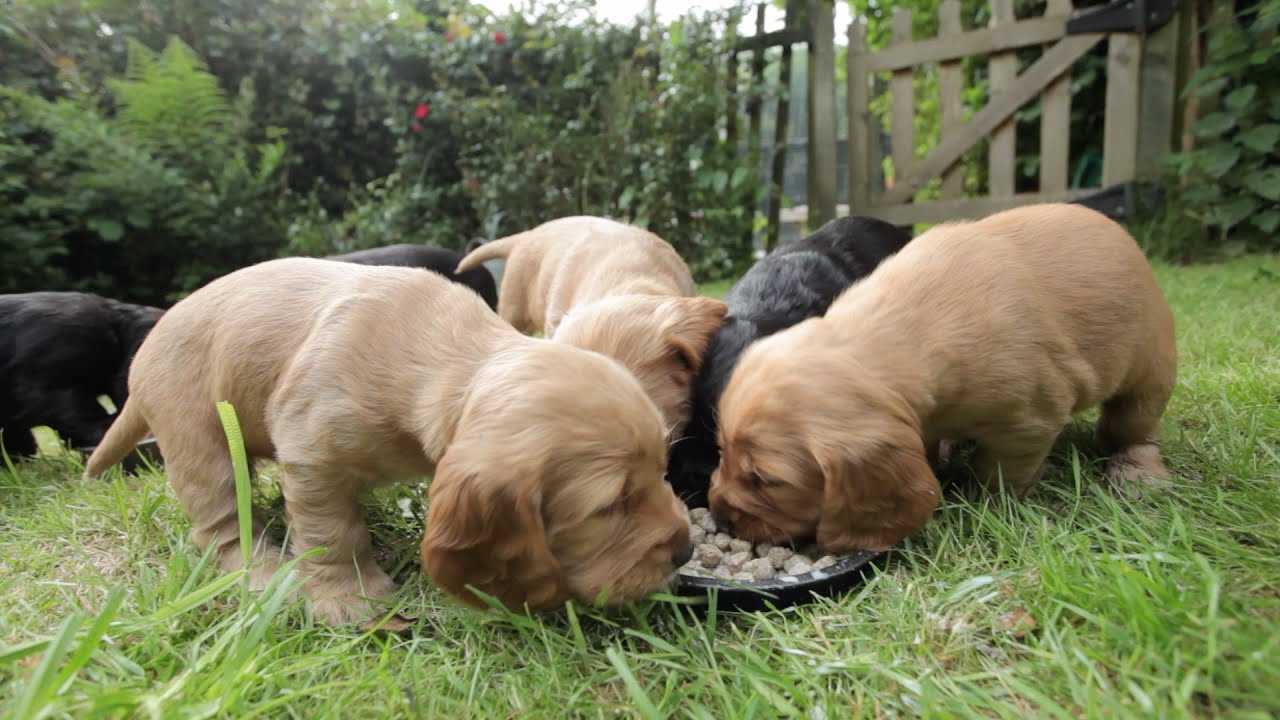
[1066,0,1179,35]
[1071,181,1167,221]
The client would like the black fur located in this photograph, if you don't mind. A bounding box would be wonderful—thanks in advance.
[666,216,913,505]
[327,244,498,310]
[1,292,163,457]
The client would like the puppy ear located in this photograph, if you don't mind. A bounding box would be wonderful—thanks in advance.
[662,297,728,372]
[812,434,940,553]
[421,451,570,611]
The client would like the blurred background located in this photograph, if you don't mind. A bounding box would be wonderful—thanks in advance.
[0,0,1268,306]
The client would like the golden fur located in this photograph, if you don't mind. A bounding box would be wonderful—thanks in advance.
[84,258,691,625]
[457,216,726,437]
[709,203,1177,553]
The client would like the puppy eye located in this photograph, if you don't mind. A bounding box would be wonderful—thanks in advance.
[671,348,694,372]
[596,498,627,516]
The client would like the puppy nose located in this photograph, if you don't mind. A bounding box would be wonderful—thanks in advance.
[710,507,733,532]
[673,543,694,567]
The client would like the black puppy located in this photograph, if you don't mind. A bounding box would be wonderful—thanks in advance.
[1,292,163,457]
[666,216,913,505]
[327,244,498,310]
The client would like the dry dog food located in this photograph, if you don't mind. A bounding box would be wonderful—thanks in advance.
[679,507,840,582]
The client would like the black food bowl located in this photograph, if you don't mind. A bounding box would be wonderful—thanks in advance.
[672,548,886,612]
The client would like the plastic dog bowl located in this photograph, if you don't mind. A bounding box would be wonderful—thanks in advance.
[672,548,886,612]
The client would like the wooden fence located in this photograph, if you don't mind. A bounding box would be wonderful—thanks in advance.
[763,0,1184,232]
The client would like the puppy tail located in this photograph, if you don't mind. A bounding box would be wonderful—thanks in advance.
[83,401,150,479]
[455,236,517,273]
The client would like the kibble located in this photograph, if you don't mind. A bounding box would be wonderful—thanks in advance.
[678,507,848,582]
[694,544,723,568]
[782,555,813,576]
[722,551,751,574]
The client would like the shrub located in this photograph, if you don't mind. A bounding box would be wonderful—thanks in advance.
[0,36,288,304]
[1159,3,1280,258]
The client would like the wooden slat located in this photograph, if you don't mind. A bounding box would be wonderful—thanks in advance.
[938,0,965,198]
[766,40,795,252]
[745,3,767,249]
[779,188,1095,226]
[724,20,739,148]
[806,0,838,226]
[846,20,872,212]
[988,0,1017,199]
[734,27,807,53]
[1136,12,1180,179]
[746,3,767,158]
[1103,33,1141,186]
[890,8,914,193]
[879,32,1105,206]
[1039,0,1072,193]
[868,15,1066,72]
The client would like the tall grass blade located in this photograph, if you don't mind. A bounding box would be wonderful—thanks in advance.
[215,401,254,571]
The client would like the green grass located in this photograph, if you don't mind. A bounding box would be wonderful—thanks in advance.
[2,256,1279,719]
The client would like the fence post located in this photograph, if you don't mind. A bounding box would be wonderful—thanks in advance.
[766,11,796,253]
[724,21,739,148]
[889,8,914,197]
[1103,32,1142,185]
[938,0,965,198]
[1039,0,1074,193]
[988,0,1017,198]
[1136,5,1183,180]
[846,19,871,214]
[745,4,767,252]
[806,0,837,227]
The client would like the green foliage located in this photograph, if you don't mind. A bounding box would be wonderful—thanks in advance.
[286,1,760,280]
[0,35,288,304]
[1162,4,1280,257]
[1,0,759,295]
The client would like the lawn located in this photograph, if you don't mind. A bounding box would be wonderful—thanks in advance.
[2,256,1278,719]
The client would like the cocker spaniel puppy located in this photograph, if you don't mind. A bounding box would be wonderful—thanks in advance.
[456,216,726,439]
[84,258,691,625]
[1,292,162,457]
[710,203,1176,553]
[666,216,912,504]
[327,243,498,310]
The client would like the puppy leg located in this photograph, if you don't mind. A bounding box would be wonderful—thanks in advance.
[160,427,284,589]
[971,427,1060,496]
[1098,387,1173,490]
[279,463,396,626]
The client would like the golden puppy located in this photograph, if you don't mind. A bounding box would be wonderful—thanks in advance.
[84,258,692,625]
[457,216,726,437]
[709,203,1176,553]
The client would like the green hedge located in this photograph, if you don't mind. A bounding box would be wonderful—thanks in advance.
[0,0,760,304]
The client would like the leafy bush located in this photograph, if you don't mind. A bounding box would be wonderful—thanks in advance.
[3,0,761,296]
[1161,3,1280,257]
[0,36,288,304]
[287,1,760,280]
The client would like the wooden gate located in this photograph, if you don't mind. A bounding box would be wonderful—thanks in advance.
[781,0,1181,228]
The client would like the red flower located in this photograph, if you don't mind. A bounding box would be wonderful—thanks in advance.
[493,31,506,45]
[411,122,423,133]
[414,103,429,119]
[467,177,479,191]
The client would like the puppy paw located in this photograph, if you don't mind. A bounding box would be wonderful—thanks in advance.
[306,568,399,627]
[1105,443,1171,498]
